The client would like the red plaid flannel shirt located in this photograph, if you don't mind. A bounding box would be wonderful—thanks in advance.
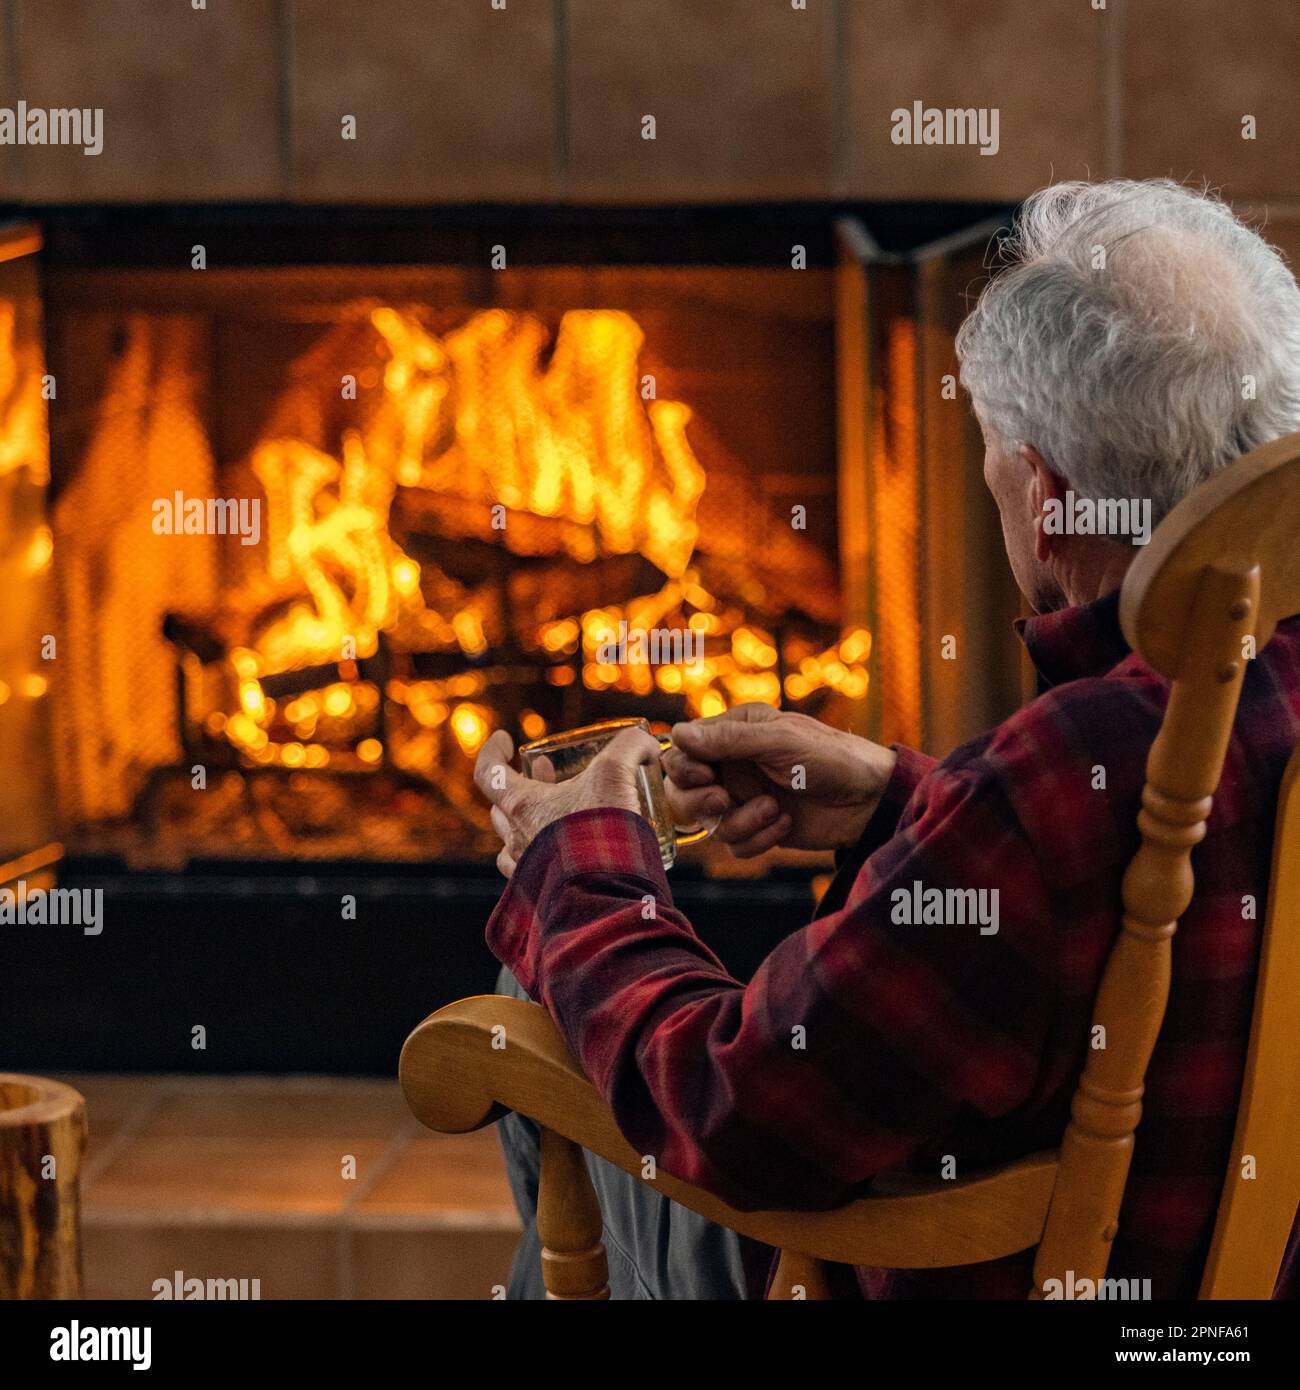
[487,592,1300,1298]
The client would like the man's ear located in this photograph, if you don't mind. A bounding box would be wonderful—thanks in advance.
[1021,444,1068,564]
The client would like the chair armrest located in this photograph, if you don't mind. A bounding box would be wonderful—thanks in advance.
[401,994,1058,1269]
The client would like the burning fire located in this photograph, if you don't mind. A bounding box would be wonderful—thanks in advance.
[0,302,48,483]
[396,308,707,577]
[211,307,869,772]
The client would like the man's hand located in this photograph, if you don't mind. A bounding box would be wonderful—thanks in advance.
[474,726,661,879]
[663,703,897,858]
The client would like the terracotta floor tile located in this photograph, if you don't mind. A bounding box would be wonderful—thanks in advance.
[63,1078,527,1296]
[51,1073,167,1167]
[355,1130,518,1221]
[138,1076,410,1141]
[85,1136,391,1219]
[349,1228,519,1300]
[84,1223,339,1300]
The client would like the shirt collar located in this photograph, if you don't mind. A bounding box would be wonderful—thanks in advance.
[1014,589,1132,687]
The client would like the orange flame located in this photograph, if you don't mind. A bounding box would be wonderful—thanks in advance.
[221,307,867,768]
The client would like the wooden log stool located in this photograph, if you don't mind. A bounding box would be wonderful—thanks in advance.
[0,1074,86,1299]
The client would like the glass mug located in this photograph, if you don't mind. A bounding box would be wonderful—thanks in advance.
[517,717,717,869]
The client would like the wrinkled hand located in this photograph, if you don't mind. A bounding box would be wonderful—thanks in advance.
[474,726,661,879]
[662,703,897,858]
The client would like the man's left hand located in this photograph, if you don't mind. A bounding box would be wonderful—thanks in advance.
[474,726,663,878]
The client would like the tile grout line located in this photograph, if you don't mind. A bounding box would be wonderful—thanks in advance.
[82,1204,520,1232]
[830,0,847,198]
[341,1115,423,1213]
[552,0,570,197]
[1103,0,1126,178]
[334,1228,353,1301]
[2,0,20,200]
[1241,199,1300,222]
[276,0,295,196]
[80,1078,179,1189]
[334,1114,422,1300]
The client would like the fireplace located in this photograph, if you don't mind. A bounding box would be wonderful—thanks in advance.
[0,205,1026,1069]
[4,205,1023,871]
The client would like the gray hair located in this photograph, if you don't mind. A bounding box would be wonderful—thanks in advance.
[956,179,1300,522]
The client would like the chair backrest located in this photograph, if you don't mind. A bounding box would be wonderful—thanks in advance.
[1031,429,1300,1298]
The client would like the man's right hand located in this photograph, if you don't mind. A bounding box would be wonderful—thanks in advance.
[662,703,898,859]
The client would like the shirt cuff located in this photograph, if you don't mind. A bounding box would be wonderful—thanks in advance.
[485,807,669,995]
[818,743,936,919]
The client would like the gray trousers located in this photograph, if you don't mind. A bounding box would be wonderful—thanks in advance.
[494,964,764,1299]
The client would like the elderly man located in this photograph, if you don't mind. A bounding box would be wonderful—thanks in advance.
[475,179,1300,1299]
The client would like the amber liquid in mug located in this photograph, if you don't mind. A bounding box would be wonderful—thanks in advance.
[518,716,711,870]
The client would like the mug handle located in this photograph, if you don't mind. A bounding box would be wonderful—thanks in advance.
[656,732,718,848]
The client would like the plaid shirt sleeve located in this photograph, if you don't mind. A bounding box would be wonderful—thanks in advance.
[486,751,1058,1213]
[818,744,936,918]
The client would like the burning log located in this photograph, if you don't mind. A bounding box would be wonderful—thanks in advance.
[160,612,227,665]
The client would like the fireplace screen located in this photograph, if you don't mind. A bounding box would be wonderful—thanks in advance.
[31,259,873,866]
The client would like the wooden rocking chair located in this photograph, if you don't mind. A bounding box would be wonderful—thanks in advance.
[400,431,1300,1300]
